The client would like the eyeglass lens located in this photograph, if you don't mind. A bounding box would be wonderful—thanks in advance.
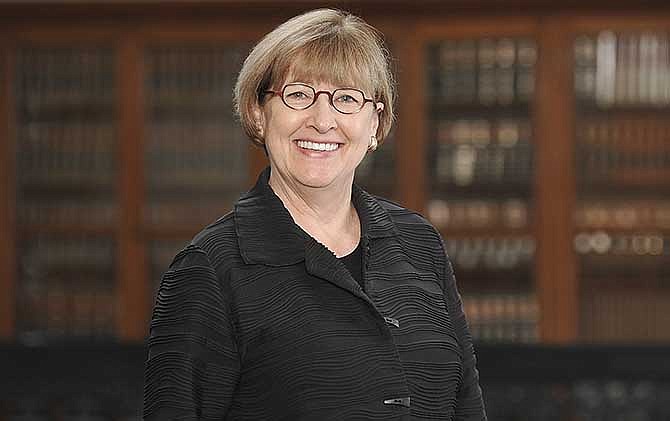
[282,84,365,113]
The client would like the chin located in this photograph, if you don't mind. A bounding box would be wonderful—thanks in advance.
[295,167,348,189]
[296,173,336,189]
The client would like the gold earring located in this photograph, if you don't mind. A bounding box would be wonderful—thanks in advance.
[368,135,378,151]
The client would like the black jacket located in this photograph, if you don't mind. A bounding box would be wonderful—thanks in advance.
[144,167,487,420]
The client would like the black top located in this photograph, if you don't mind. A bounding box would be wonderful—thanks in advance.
[144,167,487,420]
[338,241,363,290]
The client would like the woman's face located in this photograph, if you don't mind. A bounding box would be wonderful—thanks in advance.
[255,78,380,192]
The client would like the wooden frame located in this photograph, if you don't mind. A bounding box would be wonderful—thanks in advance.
[534,16,578,343]
[0,36,17,341]
[117,34,148,342]
[1,5,669,344]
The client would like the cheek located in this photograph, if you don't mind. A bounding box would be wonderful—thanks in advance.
[265,111,299,143]
[348,119,375,145]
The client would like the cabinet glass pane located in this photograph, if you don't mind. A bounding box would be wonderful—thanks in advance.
[14,46,118,344]
[144,45,250,229]
[15,47,117,227]
[355,127,396,200]
[353,42,396,199]
[574,31,670,343]
[17,235,117,344]
[426,37,539,343]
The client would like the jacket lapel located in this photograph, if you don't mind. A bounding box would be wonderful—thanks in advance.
[235,167,398,302]
[303,236,373,303]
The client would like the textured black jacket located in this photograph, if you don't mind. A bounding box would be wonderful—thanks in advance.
[144,167,487,420]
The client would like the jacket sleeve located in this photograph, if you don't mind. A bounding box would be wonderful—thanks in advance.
[143,244,240,420]
[440,238,487,421]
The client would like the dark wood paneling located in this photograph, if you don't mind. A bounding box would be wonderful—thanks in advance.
[534,17,578,343]
[1,1,670,24]
[395,23,425,212]
[117,36,149,342]
[0,38,16,340]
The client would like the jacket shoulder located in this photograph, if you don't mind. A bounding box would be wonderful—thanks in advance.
[187,211,243,270]
[374,196,445,258]
[375,197,441,237]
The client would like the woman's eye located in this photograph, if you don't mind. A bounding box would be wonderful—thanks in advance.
[336,94,358,103]
[287,91,308,99]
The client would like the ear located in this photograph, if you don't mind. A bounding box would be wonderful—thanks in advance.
[252,103,266,138]
[370,102,383,136]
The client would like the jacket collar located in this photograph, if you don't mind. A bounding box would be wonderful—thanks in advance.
[234,167,399,267]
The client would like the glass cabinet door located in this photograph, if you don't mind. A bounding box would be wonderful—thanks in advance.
[15,46,118,344]
[573,31,670,343]
[426,36,539,343]
[143,44,251,302]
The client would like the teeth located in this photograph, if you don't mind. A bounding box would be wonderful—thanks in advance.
[296,140,339,152]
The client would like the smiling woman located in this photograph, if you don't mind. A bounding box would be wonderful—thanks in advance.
[143,8,487,421]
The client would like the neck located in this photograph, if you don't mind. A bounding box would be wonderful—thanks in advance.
[268,169,360,257]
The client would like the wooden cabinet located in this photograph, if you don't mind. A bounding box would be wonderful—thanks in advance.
[0,3,668,345]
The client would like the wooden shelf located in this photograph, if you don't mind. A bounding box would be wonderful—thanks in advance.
[18,224,116,237]
[576,102,670,116]
[429,183,533,199]
[439,226,532,237]
[429,102,532,116]
[20,177,115,190]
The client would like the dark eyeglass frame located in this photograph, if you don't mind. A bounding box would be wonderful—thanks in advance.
[263,82,379,115]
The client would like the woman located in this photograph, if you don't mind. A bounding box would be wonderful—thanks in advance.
[144,8,486,420]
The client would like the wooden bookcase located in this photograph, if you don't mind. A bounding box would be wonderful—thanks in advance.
[0,2,668,345]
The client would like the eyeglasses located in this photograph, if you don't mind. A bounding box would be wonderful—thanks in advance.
[264,83,378,115]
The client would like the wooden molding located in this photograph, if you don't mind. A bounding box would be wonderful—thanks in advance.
[534,17,579,343]
[117,35,149,342]
[0,39,16,340]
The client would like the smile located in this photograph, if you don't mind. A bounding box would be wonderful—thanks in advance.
[295,140,340,152]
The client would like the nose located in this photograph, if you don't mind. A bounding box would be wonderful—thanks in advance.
[307,91,337,133]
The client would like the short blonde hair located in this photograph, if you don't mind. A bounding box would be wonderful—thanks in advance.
[234,8,395,147]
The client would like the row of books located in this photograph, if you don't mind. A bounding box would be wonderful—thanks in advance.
[427,198,529,230]
[20,237,115,267]
[574,232,667,256]
[18,199,117,226]
[429,37,536,105]
[444,236,535,270]
[575,201,670,229]
[435,118,532,146]
[145,46,247,107]
[576,161,669,186]
[576,118,670,177]
[573,380,667,420]
[431,141,534,186]
[577,118,669,146]
[575,31,670,106]
[6,382,141,421]
[18,123,116,185]
[581,287,670,342]
[17,280,117,344]
[18,48,115,109]
[17,237,117,343]
[145,199,239,226]
[145,121,248,188]
[463,292,538,343]
[355,131,395,177]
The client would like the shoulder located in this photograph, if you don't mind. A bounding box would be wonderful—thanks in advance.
[372,195,446,267]
[173,211,242,271]
[375,196,443,245]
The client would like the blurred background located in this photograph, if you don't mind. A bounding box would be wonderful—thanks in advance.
[1,0,669,420]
